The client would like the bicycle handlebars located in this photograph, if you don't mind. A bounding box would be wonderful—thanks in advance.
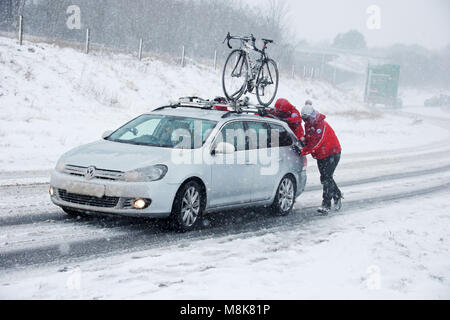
[223,32,265,50]
[222,32,233,49]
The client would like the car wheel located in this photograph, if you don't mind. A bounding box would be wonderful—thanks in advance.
[271,175,295,216]
[170,181,204,232]
[62,207,87,218]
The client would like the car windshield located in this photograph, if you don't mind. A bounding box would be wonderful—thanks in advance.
[107,114,217,149]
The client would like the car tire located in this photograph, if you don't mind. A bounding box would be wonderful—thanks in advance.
[62,207,87,218]
[169,181,205,232]
[271,175,296,216]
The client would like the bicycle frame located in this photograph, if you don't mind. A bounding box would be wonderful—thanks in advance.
[237,41,269,81]
[229,42,274,97]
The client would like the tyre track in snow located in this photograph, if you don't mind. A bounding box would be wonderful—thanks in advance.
[1,168,450,271]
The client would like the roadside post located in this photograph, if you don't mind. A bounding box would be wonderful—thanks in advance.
[18,15,23,45]
[138,38,143,61]
[85,28,90,54]
[181,46,185,67]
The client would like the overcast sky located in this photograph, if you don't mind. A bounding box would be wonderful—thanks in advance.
[241,0,450,49]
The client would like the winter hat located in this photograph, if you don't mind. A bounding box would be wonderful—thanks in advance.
[275,98,293,113]
[301,104,315,119]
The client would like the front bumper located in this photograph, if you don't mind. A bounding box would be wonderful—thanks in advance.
[49,170,179,218]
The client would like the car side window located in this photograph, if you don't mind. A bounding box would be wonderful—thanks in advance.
[270,124,293,147]
[218,121,246,151]
[245,121,269,150]
[120,118,162,140]
[200,121,217,144]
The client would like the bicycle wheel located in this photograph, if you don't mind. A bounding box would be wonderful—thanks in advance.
[256,58,279,106]
[222,49,248,101]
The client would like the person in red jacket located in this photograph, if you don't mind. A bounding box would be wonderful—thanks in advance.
[269,98,304,141]
[301,101,342,214]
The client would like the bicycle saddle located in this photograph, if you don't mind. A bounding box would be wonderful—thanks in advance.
[262,38,273,43]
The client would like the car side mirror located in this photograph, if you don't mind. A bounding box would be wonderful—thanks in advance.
[213,142,235,155]
[102,130,113,139]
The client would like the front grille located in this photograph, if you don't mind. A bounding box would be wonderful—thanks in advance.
[123,198,134,208]
[63,165,124,181]
[58,189,119,208]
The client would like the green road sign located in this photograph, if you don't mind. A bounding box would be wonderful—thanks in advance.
[364,64,401,107]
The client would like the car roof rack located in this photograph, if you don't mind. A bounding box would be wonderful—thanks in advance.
[153,96,275,119]
[153,97,214,111]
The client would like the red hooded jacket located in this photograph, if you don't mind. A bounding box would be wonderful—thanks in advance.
[269,99,304,141]
[301,112,341,159]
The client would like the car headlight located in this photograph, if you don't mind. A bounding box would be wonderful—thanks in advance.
[123,165,168,182]
[55,159,66,172]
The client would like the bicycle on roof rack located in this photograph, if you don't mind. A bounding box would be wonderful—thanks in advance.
[222,32,279,107]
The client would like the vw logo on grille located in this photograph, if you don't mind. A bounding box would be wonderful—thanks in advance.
[85,166,96,180]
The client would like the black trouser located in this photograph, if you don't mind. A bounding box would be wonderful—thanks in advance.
[317,152,342,207]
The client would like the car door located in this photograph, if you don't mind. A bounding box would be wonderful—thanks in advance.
[269,122,297,189]
[209,120,254,207]
[245,120,274,202]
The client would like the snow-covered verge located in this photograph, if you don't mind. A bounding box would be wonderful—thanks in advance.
[1,188,449,299]
[0,36,447,172]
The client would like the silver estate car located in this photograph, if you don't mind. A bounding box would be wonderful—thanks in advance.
[50,104,307,231]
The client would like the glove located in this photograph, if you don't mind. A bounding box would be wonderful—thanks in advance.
[257,107,267,117]
[291,144,301,156]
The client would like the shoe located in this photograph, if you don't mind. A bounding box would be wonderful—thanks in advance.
[334,197,342,211]
[333,193,344,211]
[317,206,330,215]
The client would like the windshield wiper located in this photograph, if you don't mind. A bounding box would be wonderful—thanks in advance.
[109,139,155,147]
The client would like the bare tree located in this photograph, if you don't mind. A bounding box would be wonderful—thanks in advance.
[264,0,290,38]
